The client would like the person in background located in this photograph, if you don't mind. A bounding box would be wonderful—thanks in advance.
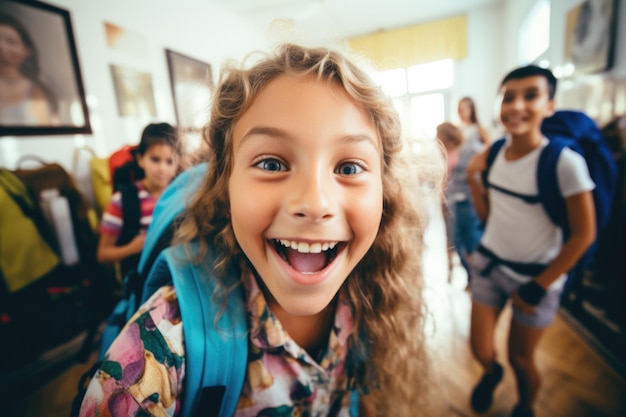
[458,96,491,147]
[446,97,489,283]
[0,11,59,126]
[97,122,180,277]
[466,65,595,417]
[79,43,437,416]
[436,121,465,281]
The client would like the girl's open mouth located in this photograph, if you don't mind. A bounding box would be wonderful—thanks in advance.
[271,239,343,274]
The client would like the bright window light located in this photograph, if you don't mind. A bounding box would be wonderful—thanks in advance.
[410,93,445,139]
[371,68,407,97]
[407,59,453,93]
[520,0,550,62]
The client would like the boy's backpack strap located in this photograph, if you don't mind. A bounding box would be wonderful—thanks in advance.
[482,138,506,187]
[164,243,248,417]
[536,140,568,233]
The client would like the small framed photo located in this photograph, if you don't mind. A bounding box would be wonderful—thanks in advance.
[110,64,157,117]
[563,0,618,75]
[0,0,91,136]
[165,49,213,132]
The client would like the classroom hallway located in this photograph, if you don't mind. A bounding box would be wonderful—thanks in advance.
[8,197,626,417]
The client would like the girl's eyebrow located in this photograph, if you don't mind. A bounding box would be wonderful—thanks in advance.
[238,126,379,151]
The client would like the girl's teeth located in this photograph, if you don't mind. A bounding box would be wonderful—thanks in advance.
[278,240,337,253]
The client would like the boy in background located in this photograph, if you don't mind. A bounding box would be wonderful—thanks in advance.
[465,65,596,417]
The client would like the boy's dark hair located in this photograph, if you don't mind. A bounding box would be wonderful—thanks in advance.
[501,65,557,100]
[136,122,178,155]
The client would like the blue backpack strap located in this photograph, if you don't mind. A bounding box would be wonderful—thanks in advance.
[164,243,248,417]
[536,139,568,234]
[482,137,506,187]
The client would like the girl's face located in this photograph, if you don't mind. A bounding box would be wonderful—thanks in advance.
[458,100,472,124]
[0,24,30,67]
[229,75,383,317]
[137,143,178,193]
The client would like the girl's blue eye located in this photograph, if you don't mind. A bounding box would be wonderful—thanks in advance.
[256,158,287,172]
[336,162,364,176]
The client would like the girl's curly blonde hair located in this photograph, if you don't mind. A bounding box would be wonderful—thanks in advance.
[176,43,435,415]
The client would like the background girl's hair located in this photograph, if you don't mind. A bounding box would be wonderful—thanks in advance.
[176,43,437,415]
[136,122,179,155]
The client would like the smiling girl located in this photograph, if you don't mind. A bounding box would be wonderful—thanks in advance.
[81,44,437,416]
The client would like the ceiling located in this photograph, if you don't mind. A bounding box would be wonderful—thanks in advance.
[213,0,504,43]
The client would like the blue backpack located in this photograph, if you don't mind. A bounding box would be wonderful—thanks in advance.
[483,110,617,285]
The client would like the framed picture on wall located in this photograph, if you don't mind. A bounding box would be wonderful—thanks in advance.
[563,0,618,75]
[110,64,157,117]
[0,0,91,136]
[165,49,213,132]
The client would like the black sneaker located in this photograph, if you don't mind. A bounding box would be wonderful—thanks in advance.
[510,404,535,417]
[470,362,503,412]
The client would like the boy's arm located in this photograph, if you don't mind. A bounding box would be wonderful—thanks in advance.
[535,190,596,289]
[466,148,490,221]
[513,190,596,310]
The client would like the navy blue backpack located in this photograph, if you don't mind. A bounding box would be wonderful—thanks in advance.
[484,110,618,288]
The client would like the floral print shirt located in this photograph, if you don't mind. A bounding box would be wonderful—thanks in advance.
[79,272,357,416]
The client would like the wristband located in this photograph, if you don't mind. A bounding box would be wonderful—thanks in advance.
[517,281,546,306]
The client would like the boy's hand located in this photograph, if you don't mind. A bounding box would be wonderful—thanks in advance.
[512,291,536,314]
[513,280,546,314]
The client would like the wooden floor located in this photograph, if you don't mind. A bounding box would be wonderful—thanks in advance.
[8,201,626,417]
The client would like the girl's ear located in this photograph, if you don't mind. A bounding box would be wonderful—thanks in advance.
[135,153,145,170]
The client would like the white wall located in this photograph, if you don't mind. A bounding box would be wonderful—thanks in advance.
[457,0,626,136]
[454,2,506,132]
[0,0,267,169]
[2,0,625,171]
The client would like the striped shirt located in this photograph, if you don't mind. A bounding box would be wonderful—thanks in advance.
[99,181,158,239]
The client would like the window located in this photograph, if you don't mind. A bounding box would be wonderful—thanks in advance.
[520,0,551,63]
[372,59,454,141]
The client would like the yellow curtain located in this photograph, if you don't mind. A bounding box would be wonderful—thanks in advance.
[348,15,468,70]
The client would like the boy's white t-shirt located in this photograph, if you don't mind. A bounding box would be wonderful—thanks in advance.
[480,137,595,288]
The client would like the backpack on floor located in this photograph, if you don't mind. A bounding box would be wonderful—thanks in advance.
[0,161,118,395]
[483,110,618,286]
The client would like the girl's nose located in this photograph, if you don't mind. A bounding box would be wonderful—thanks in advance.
[287,171,335,222]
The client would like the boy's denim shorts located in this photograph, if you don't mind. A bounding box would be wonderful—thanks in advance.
[469,252,563,328]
